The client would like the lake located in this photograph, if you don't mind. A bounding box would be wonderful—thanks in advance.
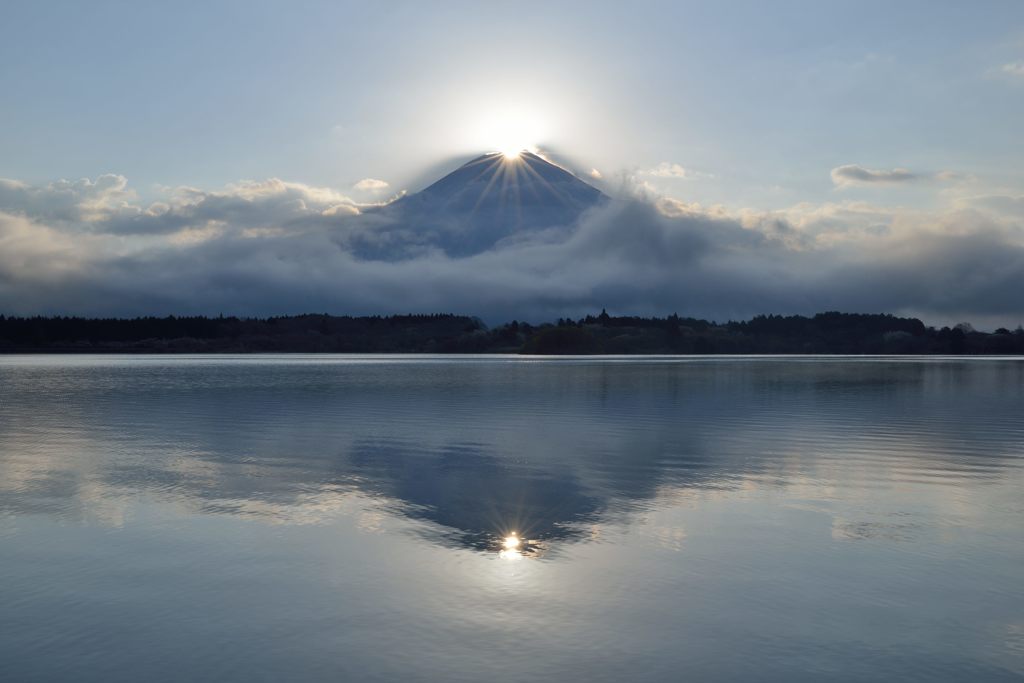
[1,355,1022,682]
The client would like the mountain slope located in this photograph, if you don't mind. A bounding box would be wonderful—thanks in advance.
[352,151,607,259]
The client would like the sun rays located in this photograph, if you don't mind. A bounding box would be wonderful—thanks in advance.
[462,150,592,222]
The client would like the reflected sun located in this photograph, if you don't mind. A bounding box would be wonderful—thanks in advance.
[498,532,523,560]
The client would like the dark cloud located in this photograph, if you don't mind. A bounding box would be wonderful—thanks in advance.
[830,164,918,187]
[829,165,966,189]
[0,174,1022,326]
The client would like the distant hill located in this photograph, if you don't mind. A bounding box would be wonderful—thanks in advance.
[349,151,607,259]
[1,311,1021,354]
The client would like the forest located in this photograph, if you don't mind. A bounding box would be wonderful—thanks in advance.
[1,310,1022,354]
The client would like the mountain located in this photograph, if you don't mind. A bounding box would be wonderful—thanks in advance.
[350,151,607,259]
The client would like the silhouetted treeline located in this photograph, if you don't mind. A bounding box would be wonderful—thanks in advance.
[0,314,486,353]
[517,311,1024,355]
[1,311,1022,354]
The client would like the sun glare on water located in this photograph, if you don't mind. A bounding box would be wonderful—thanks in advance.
[498,533,523,560]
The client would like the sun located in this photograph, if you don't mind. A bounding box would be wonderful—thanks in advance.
[483,114,541,159]
[465,105,546,160]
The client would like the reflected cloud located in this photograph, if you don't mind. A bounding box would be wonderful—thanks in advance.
[831,516,924,542]
[0,358,1022,560]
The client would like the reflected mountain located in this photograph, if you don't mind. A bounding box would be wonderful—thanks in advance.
[1,358,1022,556]
[344,439,604,554]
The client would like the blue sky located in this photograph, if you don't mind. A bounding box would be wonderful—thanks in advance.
[3,1,1021,204]
[1,1,1023,324]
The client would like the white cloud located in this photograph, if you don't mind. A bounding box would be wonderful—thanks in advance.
[1001,61,1024,77]
[0,172,1022,325]
[954,194,1024,220]
[0,173,366,238]
[0,173,138,223]
[354,178,389,192]
[647,162,689,178]
[643,162,712,179]
[57,176,361,237]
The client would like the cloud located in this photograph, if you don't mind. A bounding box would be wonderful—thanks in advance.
[0,174,137,223]
[354,178,390,192]
[934,170,965,182]
[2,175,363,237]
[589,168,603,180]
[1001,62,1024,78]
[0,211,90,280]
[643,163,712,180]
[830,165,918,187]
[954,194,1024,219]
[831,165,966,189]
[0,172,1022,326]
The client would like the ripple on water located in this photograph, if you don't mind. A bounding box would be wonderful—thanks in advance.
[0,356,1022,681]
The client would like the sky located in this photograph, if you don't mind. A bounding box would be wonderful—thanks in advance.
[1,1,1023,326]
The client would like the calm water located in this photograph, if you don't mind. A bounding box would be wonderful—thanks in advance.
[1,355,1023,682]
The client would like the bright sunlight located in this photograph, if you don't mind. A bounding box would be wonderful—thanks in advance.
[463,103,547,159]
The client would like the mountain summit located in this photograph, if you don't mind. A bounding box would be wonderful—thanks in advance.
[352,151,607,259]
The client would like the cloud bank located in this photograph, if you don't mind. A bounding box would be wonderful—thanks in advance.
[0,171,1022,327]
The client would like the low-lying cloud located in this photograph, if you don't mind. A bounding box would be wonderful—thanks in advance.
[0,172,1022,327]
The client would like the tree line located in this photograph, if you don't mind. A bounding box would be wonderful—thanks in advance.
[0,311,1021,354]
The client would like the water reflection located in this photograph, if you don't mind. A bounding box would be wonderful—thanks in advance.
[0,356,1022,557]
[2,356,1023,681]
[497,534,523,560]
[344,438,603,554]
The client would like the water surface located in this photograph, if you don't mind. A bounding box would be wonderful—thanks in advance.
[1,355,1023,681]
